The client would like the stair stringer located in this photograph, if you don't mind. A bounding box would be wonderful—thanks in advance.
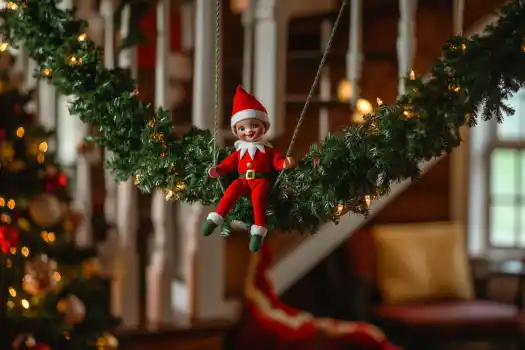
[270,158,439,295]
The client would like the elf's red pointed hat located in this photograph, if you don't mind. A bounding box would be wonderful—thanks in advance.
[231,85,270,133]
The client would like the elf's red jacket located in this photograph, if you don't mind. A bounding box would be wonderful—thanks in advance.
[213,142,286,228]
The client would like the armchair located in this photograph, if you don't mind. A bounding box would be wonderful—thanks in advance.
[344,222,523,350]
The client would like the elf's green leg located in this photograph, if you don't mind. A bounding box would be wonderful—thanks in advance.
[201,212,223,237]
[249,225,267,253]
[249,235,264,252]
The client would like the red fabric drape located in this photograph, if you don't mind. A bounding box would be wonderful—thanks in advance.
[137,8,181,69]
[232,245,401,350]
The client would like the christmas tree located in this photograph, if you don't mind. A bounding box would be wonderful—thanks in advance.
[0,51,119,350]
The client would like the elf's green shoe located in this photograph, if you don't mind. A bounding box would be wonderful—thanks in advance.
[201,219,218,236]
[249,235,264,252]
[220,221,231,237]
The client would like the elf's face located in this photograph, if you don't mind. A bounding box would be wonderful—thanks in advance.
[235,119,266,142]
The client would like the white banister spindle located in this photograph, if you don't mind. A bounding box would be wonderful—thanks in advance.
[191,0,216,129]
[37,79,56,130]
[241,0,256,91]
[72,0,103,248]
[176,0,238,321]
[147,0,175,324]
[453,0,465,35]
[54,0,93,246]
[396,0,418,96]
[24,58,37,93]
[97,0,121,316]
[32,0,55,130]
[450,0,468,223]
[253,0,287,139]
[346,0,363,104]
[318,19,332,141]
[113,3,140,327]
[181,2,195,52]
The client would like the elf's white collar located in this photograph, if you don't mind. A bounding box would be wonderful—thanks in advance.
[234,139,272,160]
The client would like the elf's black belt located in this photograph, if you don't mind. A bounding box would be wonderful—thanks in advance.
[239,170,267,180]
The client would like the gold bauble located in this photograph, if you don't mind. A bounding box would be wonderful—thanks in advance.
[22,254,57,296]
[28,194,63,227]
[57,295,86,325]
[96,333,119,350]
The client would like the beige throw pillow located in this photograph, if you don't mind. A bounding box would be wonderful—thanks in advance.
[373,221,474,305]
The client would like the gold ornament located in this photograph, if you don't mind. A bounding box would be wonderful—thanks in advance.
[164,189,177,201]
[134,173,141,185]
[96,333,119,350]
[57,295,86,325]
[28,194,63,227]
[67,55,82,66]
[151,132,164,142]
[22,254,58,296]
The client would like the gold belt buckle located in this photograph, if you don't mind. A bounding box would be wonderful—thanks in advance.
[246,170,255,180]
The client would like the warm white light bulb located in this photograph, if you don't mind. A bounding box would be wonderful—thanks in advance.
[337,79,353,102]
[356,98,373,115]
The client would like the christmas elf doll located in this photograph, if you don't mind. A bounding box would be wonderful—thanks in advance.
[201,85,296,252]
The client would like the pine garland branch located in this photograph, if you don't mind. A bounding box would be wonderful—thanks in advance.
[3,0,525,233]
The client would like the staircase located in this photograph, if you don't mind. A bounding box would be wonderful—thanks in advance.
[263,3,456,295]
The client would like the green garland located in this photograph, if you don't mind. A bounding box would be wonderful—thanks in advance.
[3,0,525,234]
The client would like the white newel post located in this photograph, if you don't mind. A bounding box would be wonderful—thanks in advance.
[172,0,238,321]
[396,0,418,96]
[241,0,256,91]
[147,0,175,324]
[450,0,468,223]
[253,0,287,139]
[113,3,140,327]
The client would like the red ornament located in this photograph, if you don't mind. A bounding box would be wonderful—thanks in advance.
[133,85,139,96]
[57,173,67,187]
[313,157,319,168]
[0,225,19,253]
[160,152,168,157]
[0,129,5,140]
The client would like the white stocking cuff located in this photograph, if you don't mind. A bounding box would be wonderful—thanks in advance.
[207,212,224,225]
[250,225,268,238]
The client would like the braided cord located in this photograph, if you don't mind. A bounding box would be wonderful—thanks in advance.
[213,0,222,166]
[274,0,348,188]
[213,0,225,192]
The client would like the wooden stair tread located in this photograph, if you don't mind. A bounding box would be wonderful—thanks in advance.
[290,11,343,23]
[286,95,351,108]
[288,50,397,62]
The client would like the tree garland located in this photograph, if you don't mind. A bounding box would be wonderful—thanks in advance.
[2,0,525,234]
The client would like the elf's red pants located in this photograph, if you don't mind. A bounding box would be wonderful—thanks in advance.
[215,178,269,227]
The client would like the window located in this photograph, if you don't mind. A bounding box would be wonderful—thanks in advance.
[469,91,525,255]
[488,93,525,248]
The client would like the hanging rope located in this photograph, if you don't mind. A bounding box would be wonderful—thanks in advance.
[273,0,348,188]
[213,0,225,192]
